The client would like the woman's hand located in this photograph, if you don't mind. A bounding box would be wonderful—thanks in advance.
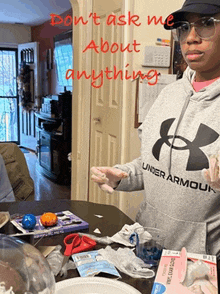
[90,166,129,194]
[202,152,220,191]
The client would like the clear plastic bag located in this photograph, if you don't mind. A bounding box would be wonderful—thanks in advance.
[46,245,64,276]
[46,245,76,277]
[98,246,155,279]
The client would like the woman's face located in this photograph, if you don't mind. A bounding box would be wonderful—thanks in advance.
[180,13,220,81]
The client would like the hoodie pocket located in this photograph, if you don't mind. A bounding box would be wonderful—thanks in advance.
[136,201,207,254]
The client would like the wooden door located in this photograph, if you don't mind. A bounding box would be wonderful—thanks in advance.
[88,0,123,206]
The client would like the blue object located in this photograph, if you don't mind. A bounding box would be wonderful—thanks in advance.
[151,283,166,294]
[140,246,163,266]
[129,232,138,245]
[22,214,36,230]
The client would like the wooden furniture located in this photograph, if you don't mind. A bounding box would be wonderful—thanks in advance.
[34,91,71,185]
[0,200,155,293]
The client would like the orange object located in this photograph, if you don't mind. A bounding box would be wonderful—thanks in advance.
[40,212,58,227]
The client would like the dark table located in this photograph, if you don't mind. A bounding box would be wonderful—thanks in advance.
[0,200,155,294]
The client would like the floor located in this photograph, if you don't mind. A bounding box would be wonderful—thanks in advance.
[24,151,71,201]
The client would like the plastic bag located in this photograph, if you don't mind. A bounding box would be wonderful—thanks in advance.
[46,245,64,276]
[98,246,155,279]
[46,245,76,277]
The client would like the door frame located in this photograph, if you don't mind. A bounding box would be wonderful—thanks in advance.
[69,0,135,206]
[69,0,93,201]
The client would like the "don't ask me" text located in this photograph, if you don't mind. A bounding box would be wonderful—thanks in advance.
[50,12,174,27]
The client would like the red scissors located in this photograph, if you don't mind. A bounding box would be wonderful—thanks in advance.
[61,233,96,269]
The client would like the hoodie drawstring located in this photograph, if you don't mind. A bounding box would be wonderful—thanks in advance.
[168,91,193,174]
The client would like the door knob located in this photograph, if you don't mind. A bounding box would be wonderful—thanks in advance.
[93,117,101,124]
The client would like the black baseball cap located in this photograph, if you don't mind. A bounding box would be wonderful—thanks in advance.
[164,0,220,29]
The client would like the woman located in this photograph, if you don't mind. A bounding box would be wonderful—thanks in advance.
[91,0,220,257]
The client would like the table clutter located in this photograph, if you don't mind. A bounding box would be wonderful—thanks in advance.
[11,213,158,280]
[0,200,218,294]
[0,205,157,293]
[48,222,156,279]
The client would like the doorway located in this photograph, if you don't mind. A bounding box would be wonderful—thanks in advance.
[70,0,128,206]
[18,41,39,151]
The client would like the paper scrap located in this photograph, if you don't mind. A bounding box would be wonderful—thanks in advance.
[94,214,103,218]
[93,228,101,234]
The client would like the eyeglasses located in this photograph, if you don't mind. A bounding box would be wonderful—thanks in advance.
[172,17,220,42]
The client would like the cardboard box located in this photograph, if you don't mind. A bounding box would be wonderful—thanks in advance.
[151,248,218,294]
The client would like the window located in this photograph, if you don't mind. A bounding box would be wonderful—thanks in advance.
[0,48,19,142]
[54,31,73,92]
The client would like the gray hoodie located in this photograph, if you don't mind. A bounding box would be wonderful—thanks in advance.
[115,67,220,257]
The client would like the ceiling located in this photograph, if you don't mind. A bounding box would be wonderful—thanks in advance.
[0,0,72,26]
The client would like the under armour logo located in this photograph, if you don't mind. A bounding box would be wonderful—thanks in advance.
[152,118,219,171]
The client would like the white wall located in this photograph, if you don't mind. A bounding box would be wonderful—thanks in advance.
[0,23,31,46]
[133,0,184,72]
[120,0,184,220]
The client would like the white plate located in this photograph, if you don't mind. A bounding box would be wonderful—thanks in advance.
[55,277,141,294]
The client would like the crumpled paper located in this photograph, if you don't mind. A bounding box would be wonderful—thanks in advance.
[98,246,155,279]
